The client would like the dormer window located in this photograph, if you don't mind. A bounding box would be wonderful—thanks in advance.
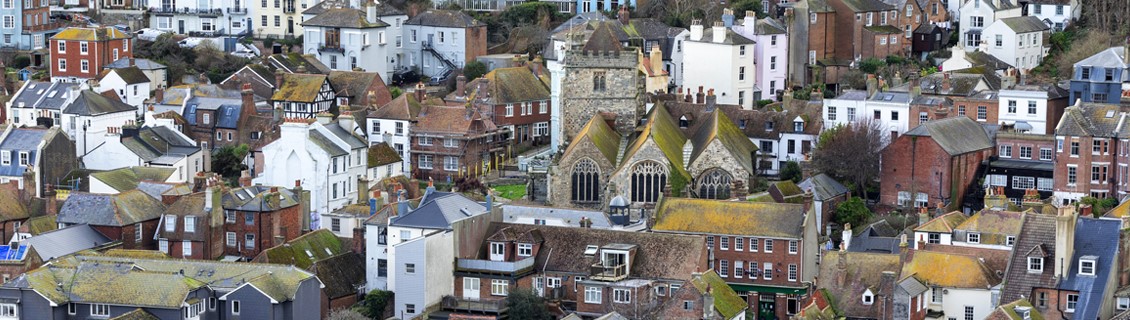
[517,243,532,257]
[17,152,27,166]
[1028,257,1043,273]
[765,121,774,131]
[489,242,505,261]
[1,151,9,166]
[862,289,874,305]
[967,233,980,243]
[794,121,803,132]
[1079,257,1096,276]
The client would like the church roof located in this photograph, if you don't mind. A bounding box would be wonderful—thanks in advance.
[689,109,758,174]
[565,116,622,165]
[619,104,691,180]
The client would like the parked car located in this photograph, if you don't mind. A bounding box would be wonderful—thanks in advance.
[135,28,171,41]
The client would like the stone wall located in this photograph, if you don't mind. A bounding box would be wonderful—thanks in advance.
[608,138,674,204]
[560,50,643,141]
[548,136,617,209]
[686,139,754,197]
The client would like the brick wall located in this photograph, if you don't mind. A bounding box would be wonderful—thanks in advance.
[880,134,989,208]
[464,26,488,66]
[50,37,132,80]
[952,95,998,124]
[1055,136,1118,199]
[705,235,806,287]
[807,12,836,65]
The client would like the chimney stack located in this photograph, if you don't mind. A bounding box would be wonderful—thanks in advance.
[456,75,467,97]
[866,74,878,97]
[238,170,252,187]
[711,21,726,43]
[942,72,952,92]
[690,20,704,41]
[705,89,717,111]
[240,83,255,120]
[617,5,630,25]
[1055,205,1077,279]
[414,82,427,103]
[512,54,524,68]
[722,8,735,28]
[365,0,377,24]
[841,223,852,252]
[531,55,544,76]
[275,70,285,89]
[154,86,165,104]
[696,86,705,104]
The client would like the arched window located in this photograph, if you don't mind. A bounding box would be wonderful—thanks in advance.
[571,158,601,203]
[630,161,668,203]
[696,169,733,199]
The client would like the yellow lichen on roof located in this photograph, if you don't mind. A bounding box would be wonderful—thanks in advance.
[271,74,328,103]
[563,116,621,165]
[52,27,130,41]
[902,250,1000,289]
[956,210,1023,235]
[914,211,968,233]
[653,197,806,238]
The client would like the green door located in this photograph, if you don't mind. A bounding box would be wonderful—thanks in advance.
[758,294,777,320]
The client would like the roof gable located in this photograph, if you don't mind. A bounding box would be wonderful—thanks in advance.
[903,116,993,155]
[563,115,622,165]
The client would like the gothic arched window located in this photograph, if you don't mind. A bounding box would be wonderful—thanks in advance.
[696,168,733,199]
[571,158,601,203]
[630,161,668,203]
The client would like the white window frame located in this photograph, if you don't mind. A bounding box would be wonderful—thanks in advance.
[517,243,533,256]
[226,232,236,247]
[967,233,980,243]
[491,279,509,296]
[612,288,631,304]
[584,286,602,303]
[1079,259,1095,276]
[91,304,110,316]
[1028,257,1043,273]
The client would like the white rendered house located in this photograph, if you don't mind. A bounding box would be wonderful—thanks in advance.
[302,2,405,81]
[7,81,138,158]
[148,0,251,37]
[732,14,788,101]
[958,0,1021,50]
[997,84,1064,135]
[95,66,152,116]
[253,115,367,231]
[980,16,1049,72]
[82,124,205,183]
[1025,0,1079,31]
[400,10,486,80]
[684,20,757,109]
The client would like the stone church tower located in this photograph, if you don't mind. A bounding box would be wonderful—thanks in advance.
[556,21,644,147]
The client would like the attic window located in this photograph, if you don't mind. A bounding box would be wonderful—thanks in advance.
[584,245,599,256]
[1079,257,1096,276]
[794,121,803,132]
[862,289,874,305]
[304,250,314,258]
[1027,257,1043,273]
[1106,110,1116,118]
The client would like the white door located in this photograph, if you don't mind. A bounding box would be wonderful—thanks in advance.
[463,277,480,300]
[489,242,504,261]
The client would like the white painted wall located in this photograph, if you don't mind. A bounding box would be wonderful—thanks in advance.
[732,18,788,101]
[958,0,1021,50]
[981,21,1045,71]
[684,25,756,109]
[388,230,455,319]
[667,30,688,88]
[97,72,151,115]
[928,287,997,320]
[364,221,390,292]
[1026,3,1072,31]
[401,24,469,78]
[997,89,1050,134]
[366,118,411,174]
[912,231,953,249]
[303,23,398,80]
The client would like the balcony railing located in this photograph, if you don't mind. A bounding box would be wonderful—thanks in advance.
[441,296,507,313]
[148,7,225,15]
[456,257,535,274]
[227,7,247,14]
[187,28,226,37]
[318,45,344,53]
[590,263,628,281]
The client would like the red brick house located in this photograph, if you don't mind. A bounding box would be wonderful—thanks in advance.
[1052,102,1130,203]
[880,116,993,210]
[449,223,707,318]
[410,90,507,181]
[328,70,394,108]
[652,197,819,319]
[447,62,551,148]
[56,189,166,250]
[49,27,132,83]
[159,180,304,260]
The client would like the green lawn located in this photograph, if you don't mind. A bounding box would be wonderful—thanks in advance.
[494,184,527,200]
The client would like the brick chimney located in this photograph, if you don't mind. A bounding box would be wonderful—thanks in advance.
[275,69,285,89]
[512,54,524,68]
[240,83,255,121]
[44,184,57,216]
[154,86,165,103]
[941,72,952,92]
[238,170,252,187]
[456,74,467,97]
[414,82,427,103]
[617,5,630,25]
[531,55,543,76]
[696,86,705,104]
[866,74,878,97]
[705,89,717,111]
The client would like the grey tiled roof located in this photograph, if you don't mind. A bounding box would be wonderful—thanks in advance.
[1055,102,1129,138]
[799,173,848,201]
[308,130,348,157]
[66,90,136,116]
[221,185,300,212]
[841,0,896,12]
[302,8,390,29]
[904,116,993,155]
[324,123,366,149]
[999,16,1050,33]
[404,10,484,28]
[1000,213,1056,303]
[1060,218,1121,320]
[868,91,911,103]
[24,224,113,261]
[501,204,613,228]
[692,27,755,45]
[105,58,167,70]
[389,191,487,230]
[12,81,80,111]
[1075,47,1127,69]
[57,190,167,227]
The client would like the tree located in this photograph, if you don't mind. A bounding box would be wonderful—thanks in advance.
[834,197,872,229]
[507,289,553,320]
[359,290,394,319]
[212,144,250,185]
[731,0,765,20]
[464,61,489,81]
[811,120,883,201]
[780,161,802,183]
[326,309,368,320]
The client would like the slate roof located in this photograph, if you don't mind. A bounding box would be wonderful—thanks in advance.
[271,74,328,103]
[1059,217,1121,320]
[847,220,902,253]
[221,185,301,212]
[268,53,333,75]
[500,204,613,229]
[90,167,177,192]
[1054,102,1130,138]
[840,0,896,11]
[99,66,151,85]
[901,250,1001,289]
[1076,47,1128,69]
[389,192,487,230]
[66,90,137,116]
[301,8,390,29]
[581,22,626,53]
[24,224,113,261]
[688,270,747,318]
[121,126,200,163]
[8,253,317,307]
[751,18,788,35]
[368,92,438,121]
[0,184,28,222]
[692,27,755,45]
[413,105,498,136]
[368,143,401,167]
[0,127,47,178]
[105,58,167,71]
[256,229,347,270]
[1000,213,1057,303]
[915,211,968,233]
[57,190,167,226]
[654,197,807,238]
[404,10,484,28]
[11,81,81,111]
[809,0,837,12]
[302,0,402,16]
[817,251,901,319]
[464,66,550,104]
[798,173,848,201]
[219,65,276,99]
[999,16,1050,33]
[51,27,131,40]
[486,222,705,280]
[563,115,622,165]
[904,116,993,155]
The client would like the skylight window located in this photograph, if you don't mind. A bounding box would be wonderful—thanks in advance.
[1106,110,1116,118]
[584,245,599,255]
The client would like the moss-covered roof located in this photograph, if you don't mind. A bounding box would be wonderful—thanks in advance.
[256,229,347,270]
[564,115,622,165]
[51,27,131,41]
[654,197,807,238]
[271,74,328,103]
[24,215,57,235]
[689,109,758,174]
[902,250,1000,289]
[0,183,28,221]
[368,143,402,167]
[90,167,177,192]
[914,211,968,233]
[689,270,747,318]
[477,67,550,104]
[989,299,1043,320]
[774,180,804,197]
[110,308,159,320]
[619,104,691,180]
